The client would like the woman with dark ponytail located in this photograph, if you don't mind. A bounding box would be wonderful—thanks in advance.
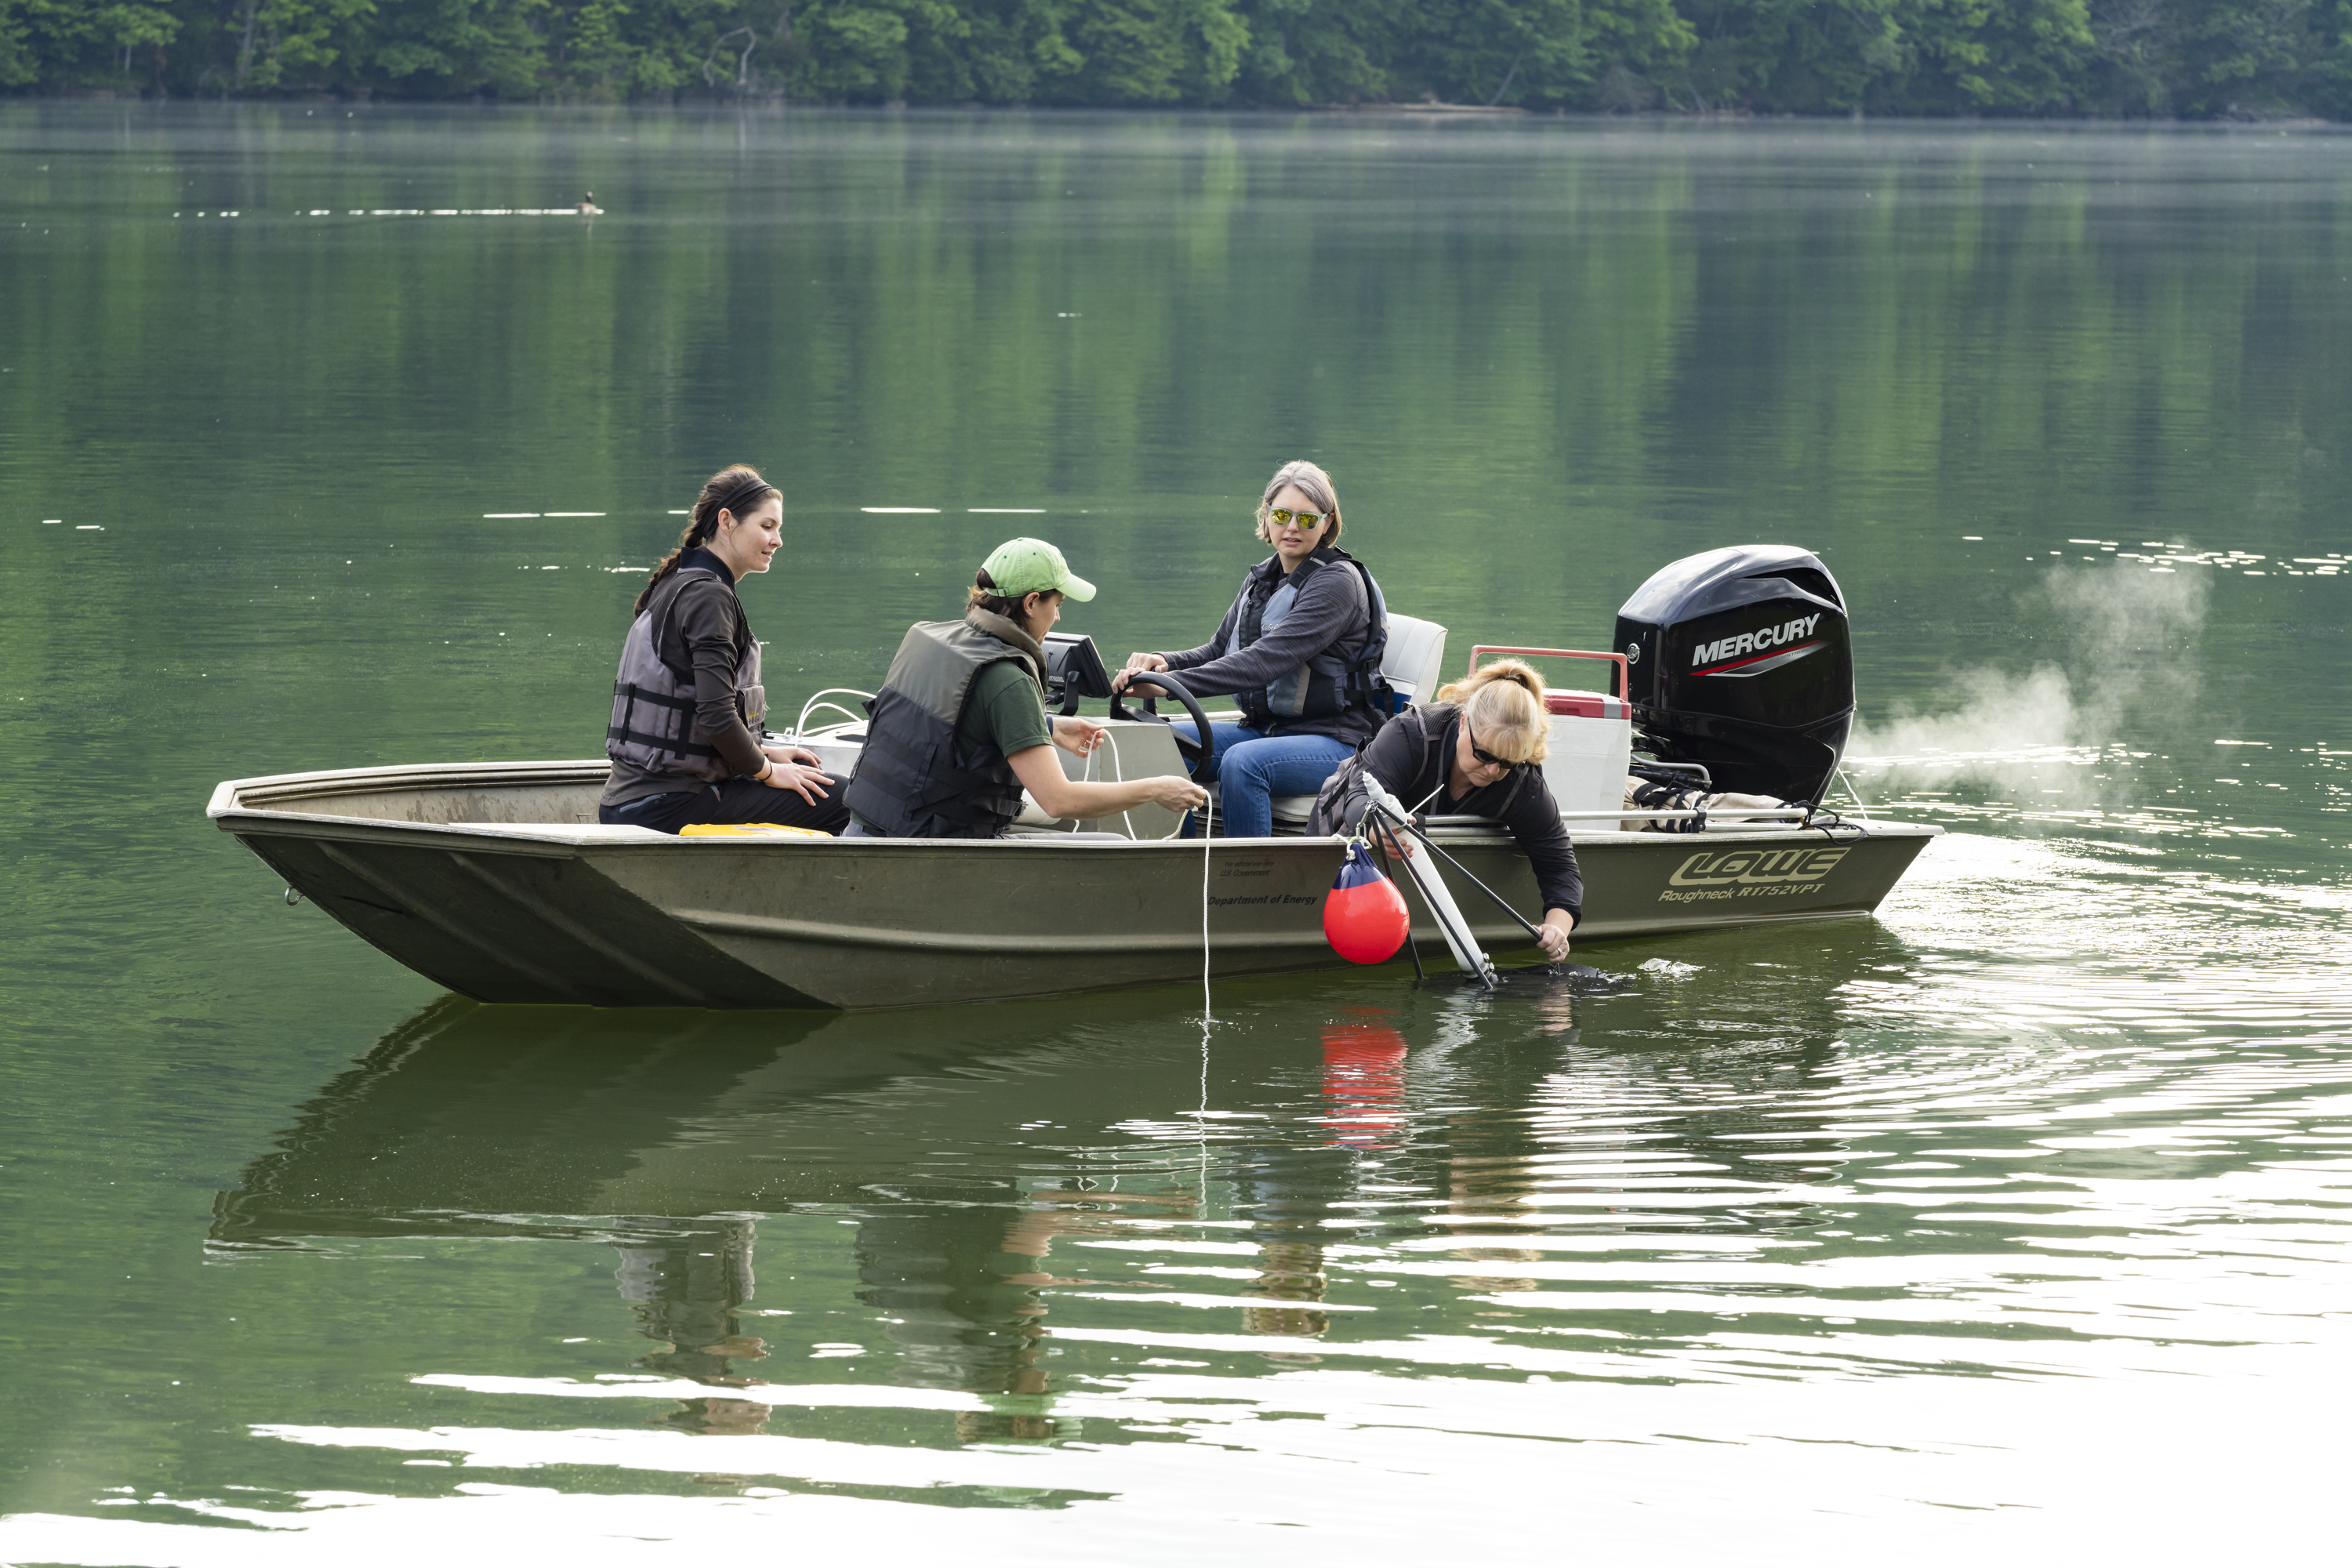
[597,465,851,835]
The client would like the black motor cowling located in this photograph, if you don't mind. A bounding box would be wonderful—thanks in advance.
[1612,545,1854,805]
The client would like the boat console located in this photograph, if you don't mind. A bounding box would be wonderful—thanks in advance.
[1041,630,1115,714]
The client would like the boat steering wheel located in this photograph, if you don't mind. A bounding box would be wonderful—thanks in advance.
[1110,672,1218,786]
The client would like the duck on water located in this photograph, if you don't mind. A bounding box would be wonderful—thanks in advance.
[209,462,1936,1010]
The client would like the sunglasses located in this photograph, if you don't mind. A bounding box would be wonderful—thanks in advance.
[1266,506,1330,532]
[1468,733,1516,769]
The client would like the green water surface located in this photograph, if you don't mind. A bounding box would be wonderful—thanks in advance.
[1,105,2347,1562]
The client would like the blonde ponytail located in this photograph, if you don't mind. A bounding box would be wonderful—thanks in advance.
[1436,659,1550,765]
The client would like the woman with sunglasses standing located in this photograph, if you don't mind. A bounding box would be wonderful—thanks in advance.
[1112,459,1387,838]
[1309,661,1581,962]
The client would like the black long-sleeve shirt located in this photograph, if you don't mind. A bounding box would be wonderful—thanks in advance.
[601,549,769,808]
[1322,702,1583,921]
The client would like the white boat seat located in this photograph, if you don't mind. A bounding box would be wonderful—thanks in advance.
[1379,613,1448,708]
[1269,793,1317,829]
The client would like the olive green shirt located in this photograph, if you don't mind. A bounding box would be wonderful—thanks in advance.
[958,659,1054,766]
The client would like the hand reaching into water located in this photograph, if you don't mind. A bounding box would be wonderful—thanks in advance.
[1537,913,1574,962]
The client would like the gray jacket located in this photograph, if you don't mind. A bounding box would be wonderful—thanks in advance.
[1162,547,1381,747]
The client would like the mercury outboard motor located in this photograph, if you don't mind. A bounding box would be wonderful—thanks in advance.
[1612,545,1854,805]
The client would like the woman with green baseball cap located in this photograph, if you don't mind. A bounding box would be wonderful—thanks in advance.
[841,538,1207,839]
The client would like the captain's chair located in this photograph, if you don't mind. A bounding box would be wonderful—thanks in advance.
[1377,614,1449,710]
[1266,613,1448,830]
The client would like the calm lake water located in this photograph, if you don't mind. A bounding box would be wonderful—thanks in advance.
[2,104,2348,1562]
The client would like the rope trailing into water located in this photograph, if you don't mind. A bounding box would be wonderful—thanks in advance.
[1200,789,1214,1022]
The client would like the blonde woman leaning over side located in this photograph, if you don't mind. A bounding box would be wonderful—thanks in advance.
[1310,660,1581,961]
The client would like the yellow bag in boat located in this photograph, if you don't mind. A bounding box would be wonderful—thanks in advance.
[678,823,832,838]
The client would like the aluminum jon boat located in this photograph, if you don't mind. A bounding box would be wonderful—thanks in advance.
[207,547,1939,1010]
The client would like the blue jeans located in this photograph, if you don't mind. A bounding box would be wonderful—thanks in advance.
[1171,722,1356,839]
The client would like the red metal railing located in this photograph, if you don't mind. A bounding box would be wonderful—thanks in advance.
[1466,644,1629,702]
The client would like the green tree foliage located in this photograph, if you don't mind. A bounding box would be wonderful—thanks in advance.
[2,0,2343,114]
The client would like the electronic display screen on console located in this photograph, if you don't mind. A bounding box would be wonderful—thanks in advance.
[1612,545,1856,806]
[1042,632,1116,715]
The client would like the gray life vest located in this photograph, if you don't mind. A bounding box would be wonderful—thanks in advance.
[842,610,1047,840]
[605,566,766,786]
[1231,547,1392,728]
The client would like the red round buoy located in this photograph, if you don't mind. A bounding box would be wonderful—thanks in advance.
[1323,843,1410,964]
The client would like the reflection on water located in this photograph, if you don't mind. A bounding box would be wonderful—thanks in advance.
[146,848,2350,1552]
[618,1217,767,1432]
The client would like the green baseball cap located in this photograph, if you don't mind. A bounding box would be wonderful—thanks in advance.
[980,537,1096,602]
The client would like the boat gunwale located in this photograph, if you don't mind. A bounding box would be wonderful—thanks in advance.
[209,760,1941,851]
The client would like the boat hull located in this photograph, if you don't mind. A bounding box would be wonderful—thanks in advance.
[210,760,1940,1009]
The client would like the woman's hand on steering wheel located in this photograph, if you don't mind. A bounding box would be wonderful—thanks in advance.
[1109,669,1219,786]
[1111,652,1169,695]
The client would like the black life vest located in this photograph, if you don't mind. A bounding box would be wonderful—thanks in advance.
[843,610,1049,840]
[605,562,765,786]
[1228,546,1396,728]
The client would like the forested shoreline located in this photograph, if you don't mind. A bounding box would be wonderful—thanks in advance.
[5,0,2349,120]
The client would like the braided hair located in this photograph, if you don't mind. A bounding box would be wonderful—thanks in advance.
[633,464,781,615]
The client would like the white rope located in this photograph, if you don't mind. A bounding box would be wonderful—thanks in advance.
[792,687,875,736]
[1197,1004,1211,1204]
[1197,781,1214,1205]
[1838,765,1874,820]
[1199,788,1214,1022]
[1196,994,1212,1214]
[1078,728,1140,840]
[1113,733,1137,839]
[1105,714,1210,1018]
